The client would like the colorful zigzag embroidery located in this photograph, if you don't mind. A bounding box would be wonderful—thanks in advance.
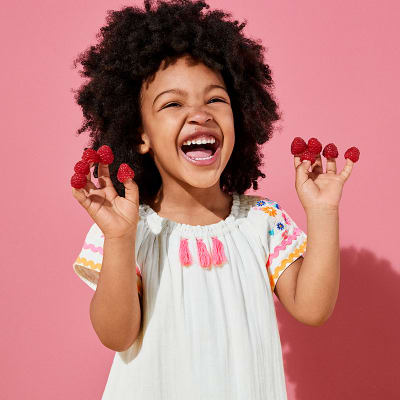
[267,227,302,264]
[74,257,101,270]
[74,256,142,277]
[267,239,307,292]
[83,242,103,255]
[74,257,143,295]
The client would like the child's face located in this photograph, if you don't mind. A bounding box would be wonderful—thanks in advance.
[139,54,234,192]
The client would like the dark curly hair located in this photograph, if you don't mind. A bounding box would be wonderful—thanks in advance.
[72,0,281,204]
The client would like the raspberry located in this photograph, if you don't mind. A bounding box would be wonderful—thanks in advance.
[117,163,135,183]
[307,138,322,154]
[97,145,114,165]
[291,137,307,155]
[71,173,87,189]
[322,143,339,159]
[74,160,90,175]
[300,149,317,164]
[82,148,100,164]
[344,146,360,162]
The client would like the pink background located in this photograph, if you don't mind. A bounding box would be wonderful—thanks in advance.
[2,0,399,398]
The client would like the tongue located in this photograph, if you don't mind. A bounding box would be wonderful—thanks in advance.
[185,147,213,159]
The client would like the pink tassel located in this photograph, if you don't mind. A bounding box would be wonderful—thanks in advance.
[211,236,227,266]
[179,238,193,266]
[196,238,212,269]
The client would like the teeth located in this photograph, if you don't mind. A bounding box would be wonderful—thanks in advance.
[193,155,213,160]
[182,137,216,146]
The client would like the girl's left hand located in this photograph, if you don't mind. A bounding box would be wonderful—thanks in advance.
[294,155,354,213]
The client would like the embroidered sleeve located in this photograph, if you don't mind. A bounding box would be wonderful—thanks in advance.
[252,199,307,293]
[72,223,143,298]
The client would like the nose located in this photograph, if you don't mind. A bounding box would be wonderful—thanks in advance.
[187,109,213,125]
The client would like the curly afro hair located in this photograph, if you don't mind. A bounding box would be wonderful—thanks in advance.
[72,0,281,204]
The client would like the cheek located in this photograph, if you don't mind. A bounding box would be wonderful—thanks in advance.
[152,139,179,163]
[147,120,178,148]
[221,106,234,127]
[221,111,235,148]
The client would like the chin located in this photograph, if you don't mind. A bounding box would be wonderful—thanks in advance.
[182,173,222,189]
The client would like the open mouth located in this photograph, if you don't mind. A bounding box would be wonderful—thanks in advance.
[180,140,220,161]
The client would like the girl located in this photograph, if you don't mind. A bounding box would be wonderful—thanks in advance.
[71,1,354,398]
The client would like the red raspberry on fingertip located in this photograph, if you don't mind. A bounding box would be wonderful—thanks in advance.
[74,160,90,175]
[300,149,317,164]
[322,143,339,159]
[82,148,100,164]
[344,146,360,162]
[117,163,135,183]
[97,145,114,165]
[291,137,307,155]
[71,173,87,189]
[307,138,322,154]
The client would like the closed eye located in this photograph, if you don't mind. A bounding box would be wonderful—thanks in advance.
[163,98,227,109]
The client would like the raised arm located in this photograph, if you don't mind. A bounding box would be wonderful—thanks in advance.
[72,156,141,351]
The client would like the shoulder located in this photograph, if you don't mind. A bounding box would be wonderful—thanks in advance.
[240,193,282,219]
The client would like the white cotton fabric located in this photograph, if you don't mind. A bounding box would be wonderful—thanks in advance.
[73,193,307,399]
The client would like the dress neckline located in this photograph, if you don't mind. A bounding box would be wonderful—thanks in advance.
[139,192,241,235]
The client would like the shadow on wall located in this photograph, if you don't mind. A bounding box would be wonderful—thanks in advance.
[275,246,400,400]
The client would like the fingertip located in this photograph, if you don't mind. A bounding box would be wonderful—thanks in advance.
[123,177,134,186]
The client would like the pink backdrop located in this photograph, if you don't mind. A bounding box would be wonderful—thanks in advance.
[2,0,399,398]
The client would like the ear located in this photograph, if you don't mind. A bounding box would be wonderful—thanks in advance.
[138,131,151,154]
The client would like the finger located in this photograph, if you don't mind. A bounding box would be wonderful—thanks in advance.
[97,163,114,189]
[295,159,311,187]
[312,154,324,175]
[98,162,110,178]
[72,187,92,210]
[85,163,98,191]
[294,156,303,169]
[339,158,354,182]
[294,156,315,173]
[123,177,139,205]
[326,157,337,174]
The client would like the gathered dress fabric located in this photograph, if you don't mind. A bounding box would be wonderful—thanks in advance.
[73,193,308,399]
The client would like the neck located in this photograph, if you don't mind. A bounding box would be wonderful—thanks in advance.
[149,181,232,217]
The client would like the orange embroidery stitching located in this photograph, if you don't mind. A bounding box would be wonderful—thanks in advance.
[261,206,277,217]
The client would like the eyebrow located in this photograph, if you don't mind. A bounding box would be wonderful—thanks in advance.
[152,84,228,106]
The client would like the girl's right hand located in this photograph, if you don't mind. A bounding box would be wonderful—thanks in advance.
[72,162,139,239]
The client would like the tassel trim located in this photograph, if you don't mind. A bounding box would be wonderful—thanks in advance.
[179,236,228,269]
[211,236,227,266]
[179,238,193,266]
[196,238,212,269]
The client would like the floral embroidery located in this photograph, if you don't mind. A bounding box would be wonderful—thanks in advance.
[261,206,277,217]
[268,229,274,236]
[277,222,284,230]
[275,203,280,209]
[282,212,291,225]
[282,229,289,240]
[256,200,266,206]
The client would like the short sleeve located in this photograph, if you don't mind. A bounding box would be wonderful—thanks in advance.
[72,223,143,297]
[250,198,308,293]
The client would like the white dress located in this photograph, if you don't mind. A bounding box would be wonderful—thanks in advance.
[73,193,307,399]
